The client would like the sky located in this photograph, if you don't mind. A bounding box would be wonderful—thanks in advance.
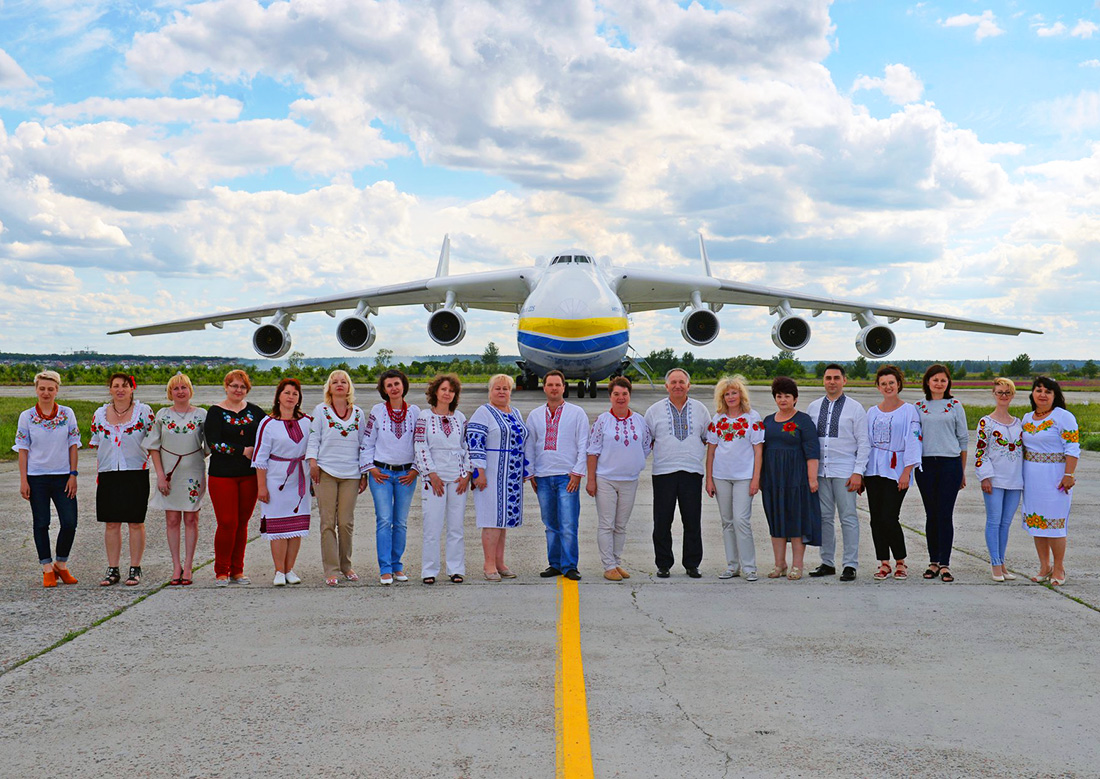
[1,0,1098,363]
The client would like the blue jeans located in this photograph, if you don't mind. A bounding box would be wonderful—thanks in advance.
[29,474,78,564]
[369,467,417,575]
[535,475,580,573]
[983,487,1021,566]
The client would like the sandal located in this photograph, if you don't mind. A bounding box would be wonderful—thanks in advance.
[893,562,908,580]
[766,566,788,579]
[422,576,436,585]
[450,574,464,584]
[923,564,940,580]
[873,563,891,581]
[180,578,193,586]
[343,570,360,582]
[939,568,955,583]
[125,566,142,586]
[100,567,121,587]
[325,577,339,587]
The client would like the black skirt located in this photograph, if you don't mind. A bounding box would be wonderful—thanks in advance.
[96,470,151,524]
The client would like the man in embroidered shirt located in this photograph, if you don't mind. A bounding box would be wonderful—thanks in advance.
[644,368,710,578]
[525,370,589,580]
[805,364,870,581]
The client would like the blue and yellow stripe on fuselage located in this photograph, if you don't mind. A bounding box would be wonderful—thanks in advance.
[517,316,629,376]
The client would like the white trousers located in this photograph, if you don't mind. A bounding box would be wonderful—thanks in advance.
[713,478,757,574]
[818,477,860,570]
[421,481,468,578]
[595,477,638,570]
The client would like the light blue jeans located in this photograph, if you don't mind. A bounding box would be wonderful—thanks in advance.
[369,467,418,575]
[983,487,1021,566]
[535,474,580,573]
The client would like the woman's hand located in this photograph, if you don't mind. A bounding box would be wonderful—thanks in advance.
[456,474,470,495]
[959,473,967,491]
[808,476,819,494]
[705,478,716,498]
[242,446,254,460]
[1059,474,1075,493]
[257,485,270,504]
[398,469,417,486]
[369,467,387,484]
[429,473,446,497]
[157,474,170,495]
[19,478,30,500]
[310,463,321,484]
[473,471,487,491]
[586,479,597,497]
[981,477,993,495]
[749,477,760,496]
[358,475,368,494]
[898,473,911,491]
[65,475,77,499]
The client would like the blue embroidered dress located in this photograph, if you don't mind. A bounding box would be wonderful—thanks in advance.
[467,404,530,529]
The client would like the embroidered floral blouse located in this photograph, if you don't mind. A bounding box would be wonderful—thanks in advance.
[360,401,421,471]
[13,405,81,476]
[414,409,472,482]
[306,403,367,480]
[204,403,264,478]
[89,401,155,472]
[973,415,1023,489]
[587,410,653,481]
[913,397,969,458]
[706,410,765,481]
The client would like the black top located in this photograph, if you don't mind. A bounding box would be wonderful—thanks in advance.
[205,403,264,478]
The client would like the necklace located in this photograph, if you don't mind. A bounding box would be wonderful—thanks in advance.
[1033,408,1053,419]
[110,399,134,419]
[35,404,58,420]
[387,401,408,425]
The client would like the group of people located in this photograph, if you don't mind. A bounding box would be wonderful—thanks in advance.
[14,362,1080,588]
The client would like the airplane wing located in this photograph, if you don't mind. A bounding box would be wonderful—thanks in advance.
[610,267,1041,336]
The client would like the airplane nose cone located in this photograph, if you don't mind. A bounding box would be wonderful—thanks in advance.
[556,297,591,317]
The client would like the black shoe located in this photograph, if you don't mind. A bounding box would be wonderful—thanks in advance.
[686,568,702,579]
[839,567,857,581]
[656,569,670,579]
[564,569,581,581]
[539,566,562,578]
[808,564,836,578]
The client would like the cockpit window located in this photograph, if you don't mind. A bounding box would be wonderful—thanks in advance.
[575,255,590,263]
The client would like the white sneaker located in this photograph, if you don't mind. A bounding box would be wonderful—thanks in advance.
[718,568,739,580]
[214,577,229,587]
[273,571,287,587]
[285,570,301,585]
[380,574,393,585]
[394,572,409,582]
[744,570,759,582]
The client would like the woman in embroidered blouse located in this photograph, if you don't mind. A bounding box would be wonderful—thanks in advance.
[205,369,264,586]
[1021,376,1079,586]
[864,365,921,581]
[308,369,367,587]
[90,373,155,587]
[759,376,820,581]
[974,377,1023,582]
[362,369,420,585]
[469,373,530,581]
[253,378,312,587]
[705,375,764,582]
[147,372,208,586]
[14,370,81,588]
[586,376,653,581]
[913,364,968,583]
[413,374,471,585]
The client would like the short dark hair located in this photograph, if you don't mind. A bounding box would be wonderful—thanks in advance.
[1030,376,1067,411]
[377,369,409,400]
[107,372,135,389]
[544,370,566,385]
[921,363,954,400]
[824,363,846,377]
[271,378,304,419]
[608,376,632,394]
[425,373,461,412]
[771,376,798,399]
[875,365,904,389]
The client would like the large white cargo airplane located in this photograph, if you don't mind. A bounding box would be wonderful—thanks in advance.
[111,235,1040,397]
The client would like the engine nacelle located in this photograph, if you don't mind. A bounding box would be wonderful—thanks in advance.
[681,309,720,346]
[336,315,376,352]
[428,308,466,346]
[253,323,292,359]
[771,315,811,351]
[855,324,896,359]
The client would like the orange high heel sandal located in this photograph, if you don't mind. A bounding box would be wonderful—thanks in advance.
[43,570,58,588]
[53,565,78,585]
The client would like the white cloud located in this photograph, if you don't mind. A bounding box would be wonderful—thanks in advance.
[942,10,1005,41]
[1081,59,1100,67]
[41,96,244,122]
[1037,90,1100,133]
[851,63,924,105]
[0,48,36,90]
[1072,19,1099,38]
[1035,21,1067,37]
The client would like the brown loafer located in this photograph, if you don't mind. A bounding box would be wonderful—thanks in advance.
[604,569,623,581]
[616,566,631,579]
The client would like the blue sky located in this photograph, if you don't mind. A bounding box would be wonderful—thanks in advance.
[1,0,1098,363]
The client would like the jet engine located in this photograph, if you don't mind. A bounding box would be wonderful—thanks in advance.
[253,322,292,359]
[681,308,720,346]
[428,308,466,346]
[770,315,811,351]
[336,315,376,352]
[855,323,897,358]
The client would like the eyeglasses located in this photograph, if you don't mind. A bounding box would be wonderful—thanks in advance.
[228,384,248,390]
[994,391,1013,397]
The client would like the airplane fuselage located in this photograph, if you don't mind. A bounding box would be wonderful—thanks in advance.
[516,255,629,381]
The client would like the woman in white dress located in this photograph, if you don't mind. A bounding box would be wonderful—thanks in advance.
[468,374,530,581]
[146,373,208,586]
[705,375,764,582]
[974,377,1024,582]
[413,374,472,584]
[254,378,312,587]
[1021,376,1079,586]
[90,373,155,587]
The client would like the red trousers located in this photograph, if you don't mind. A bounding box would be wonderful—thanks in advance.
[208,475,259,578]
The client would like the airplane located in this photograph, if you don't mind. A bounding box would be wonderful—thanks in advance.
[110,234,1041,398]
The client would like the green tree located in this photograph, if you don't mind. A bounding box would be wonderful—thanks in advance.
[1004,353,1031,377]
[482,342,500,365]
[375,348,394,369]
[814,362,828,379]
[954,363,967,380]
[1047,362,1065,376]
[850,356,869,379]
[1083,359,1098,378]
[286,350,305,374]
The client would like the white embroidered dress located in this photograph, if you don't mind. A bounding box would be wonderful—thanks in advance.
[1021,408,1080,538]
[252,416,313,539]
[145,407,208,511]
[467,405,530,528]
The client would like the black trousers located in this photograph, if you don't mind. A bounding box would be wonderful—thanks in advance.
[652,471,703,570]
[916,456,963,566]
[864,475,908,562]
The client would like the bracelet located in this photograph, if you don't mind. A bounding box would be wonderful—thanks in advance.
[1064,474,1076,480]
[69,470,78,476]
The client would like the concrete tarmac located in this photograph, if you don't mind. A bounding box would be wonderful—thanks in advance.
[1,386,1098,777]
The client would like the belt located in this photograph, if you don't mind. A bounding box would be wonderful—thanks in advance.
[269,454,307,512]
[1024,451,1065,463]
[374,460,414,471]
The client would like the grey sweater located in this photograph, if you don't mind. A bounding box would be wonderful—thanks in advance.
[913,398,969,457]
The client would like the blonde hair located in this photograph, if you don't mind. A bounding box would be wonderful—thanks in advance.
[34,370,61,388]
[324,369,356,405]
[165,373,194,400]
[993,377,1016,397]
[714,374,751,415]
[223,369,251,391]
[488,373,515,391]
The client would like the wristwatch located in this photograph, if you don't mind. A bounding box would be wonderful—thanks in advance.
[69,470,78,476]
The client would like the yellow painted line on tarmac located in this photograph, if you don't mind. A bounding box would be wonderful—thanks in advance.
[556,577,595,779]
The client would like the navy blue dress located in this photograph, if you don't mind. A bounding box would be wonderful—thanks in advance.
[761,410,822,544]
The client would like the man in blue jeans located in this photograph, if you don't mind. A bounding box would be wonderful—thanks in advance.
[525,370,589,581]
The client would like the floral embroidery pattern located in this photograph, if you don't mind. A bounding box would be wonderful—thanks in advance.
[1061,429,1079,444]
[211,443,235,454]
[31,408,71,431]
[1023,419,1054,435]
[186,478,201,504]
[325,406,359,437]
[709,415,763,442]
[1024,512,1066,530]
[975,418,1022,470]
[782,421,798,436]
[544,404,563,451]
[915,399,959,415]
[224,410,256,427]
[164,417,198,435]
[1024,451,1066,464]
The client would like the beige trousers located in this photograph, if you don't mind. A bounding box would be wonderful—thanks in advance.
[317,470,360,578]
